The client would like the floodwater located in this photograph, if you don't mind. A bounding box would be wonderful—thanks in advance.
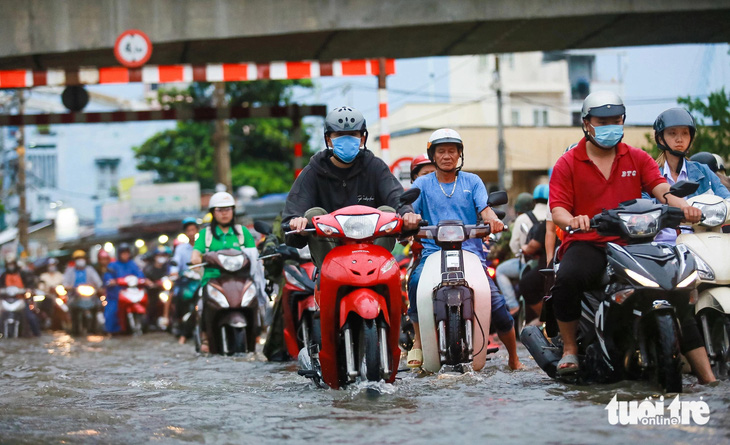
[1,332,728,444]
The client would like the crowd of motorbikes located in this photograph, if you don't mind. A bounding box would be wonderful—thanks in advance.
[2,181,728,394]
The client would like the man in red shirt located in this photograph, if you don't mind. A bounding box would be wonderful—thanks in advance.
[548,91,714,382]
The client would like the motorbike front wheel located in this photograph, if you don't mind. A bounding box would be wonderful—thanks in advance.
[446,307,464,365]
[650,313,683,393]
[705,312,730,379]
[359,319,381,382]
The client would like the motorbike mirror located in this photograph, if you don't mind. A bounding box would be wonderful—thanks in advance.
[667,180,699,199]
[254,220,273,235]
[487,190,508,207]
[399,188,421,207]
[520,222,529,234]
[493,209,506,220]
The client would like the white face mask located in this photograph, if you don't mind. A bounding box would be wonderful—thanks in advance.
[76,259,86,268]
[155,257,167,265]
[48,266,57,273]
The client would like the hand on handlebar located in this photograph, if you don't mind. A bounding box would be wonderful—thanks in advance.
[566,215,591,234]
[486,218,504,234]
[288,217,309,233]
[402,212,422,231]
[681,204,702,224]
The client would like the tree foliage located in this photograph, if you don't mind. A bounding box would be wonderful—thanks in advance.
[678,88,730,160]
[133,80,314,194]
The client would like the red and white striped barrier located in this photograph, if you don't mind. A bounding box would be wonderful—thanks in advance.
[0,105,326,126]
[379,87,390,164]
[0,59,395,89]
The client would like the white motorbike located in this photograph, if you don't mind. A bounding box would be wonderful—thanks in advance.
[677,194,730,378]
[1,286,27,338]
[415,191,507,373]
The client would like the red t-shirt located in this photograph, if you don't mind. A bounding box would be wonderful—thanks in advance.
[549,138,665,256]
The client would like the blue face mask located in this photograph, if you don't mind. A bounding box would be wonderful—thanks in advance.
[331,136,361,163]
[592,124,624,149]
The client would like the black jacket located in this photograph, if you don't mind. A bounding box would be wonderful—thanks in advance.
[282,149,412,248]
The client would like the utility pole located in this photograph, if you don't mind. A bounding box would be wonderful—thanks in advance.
[377,58,390,164]
[493,55,509,191]
[16,89,28,257]
[212,82,232,192]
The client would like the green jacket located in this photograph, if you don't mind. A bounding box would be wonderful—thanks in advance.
[193,225,256,283]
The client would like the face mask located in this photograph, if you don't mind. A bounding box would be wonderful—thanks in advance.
[592,125,624,149]
[155,257,167,265]
[76,259,86,268]
[331,135,361,164]
[6,265,16,273]
[48,266,57,273]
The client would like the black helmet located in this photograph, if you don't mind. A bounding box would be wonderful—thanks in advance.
[118,242,132,253]
[653,107,696,146]
[690,152,725,173]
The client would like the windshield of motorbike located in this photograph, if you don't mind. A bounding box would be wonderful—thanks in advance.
[218,253,245,272]
[693,201,728,227]
[618,210,661,237]
[335,214,379,239]
[437,225,466,242]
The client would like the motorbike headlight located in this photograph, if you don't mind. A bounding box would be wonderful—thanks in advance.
[297,245,312,260]
[77,285,95,297]
[618,210,661,238]
[437,225,466,242]
[335,214,378,239]
[219,254,244,272]
[689,250,715,281]
[378,220,399,234]
[677,270,698,288]
[162,279,173,291]
[55,285,67,296]
[33,294,46,302]
[56,297,65,307]
[206,285,229,308]
[693,201,728,227]
[241,284,257,307]
[624,268,659,288]
[159,292,169,303]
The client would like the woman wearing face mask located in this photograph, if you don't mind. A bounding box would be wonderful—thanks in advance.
[651,108,730,244]
[62,250,103,290]
[144,247,173,331]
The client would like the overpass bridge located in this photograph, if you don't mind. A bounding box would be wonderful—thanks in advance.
[0,0,728,70]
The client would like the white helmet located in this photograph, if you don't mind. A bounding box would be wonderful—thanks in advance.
[426,128,464,171]
[209,191,236,210]
[580,91,625,120]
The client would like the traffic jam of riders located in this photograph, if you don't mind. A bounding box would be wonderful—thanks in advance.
[3,94,730,394]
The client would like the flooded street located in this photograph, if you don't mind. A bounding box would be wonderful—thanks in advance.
[1,332,729,444]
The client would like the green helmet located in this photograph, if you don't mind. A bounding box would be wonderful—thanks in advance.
[514,193,535,214]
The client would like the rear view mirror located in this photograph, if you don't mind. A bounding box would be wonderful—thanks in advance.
[668,180,699,198]
[487,190,508,207]
[254,220,272,235]
[493,209,506,220]
[399,188,421,207]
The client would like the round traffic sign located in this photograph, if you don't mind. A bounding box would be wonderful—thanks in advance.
[114,29,152,68]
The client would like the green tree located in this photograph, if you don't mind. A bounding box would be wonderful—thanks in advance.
[133,80,314,194]
[678,88,730,159]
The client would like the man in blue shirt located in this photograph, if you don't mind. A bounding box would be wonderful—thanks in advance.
[408,129,523,370]
[104,243,144,334]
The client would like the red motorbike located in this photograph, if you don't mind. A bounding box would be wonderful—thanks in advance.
[115,275,149,335]
[280,248,318,359]
[294,190,419,389]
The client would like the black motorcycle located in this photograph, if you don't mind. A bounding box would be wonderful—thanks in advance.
[521,181,699,393]
[67,284,103,336]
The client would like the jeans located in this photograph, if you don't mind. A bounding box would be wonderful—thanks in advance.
[495,258,521,311]
[408,252,513,333]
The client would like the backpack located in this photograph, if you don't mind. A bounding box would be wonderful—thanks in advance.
[204,224,245,252]
[526,219,546,246]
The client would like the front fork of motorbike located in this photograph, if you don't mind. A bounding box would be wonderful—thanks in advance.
[344,326,358,380]
[465,319,473,361]
[700,313,716,361]
[380,324,390,377]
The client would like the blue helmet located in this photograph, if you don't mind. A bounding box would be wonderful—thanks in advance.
[533,184,549,202]
[182,217,198,229]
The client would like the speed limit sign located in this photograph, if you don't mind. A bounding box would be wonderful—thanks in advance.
[114,29,152,68]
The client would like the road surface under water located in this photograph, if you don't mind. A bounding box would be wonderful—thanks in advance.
[1,332,728,444]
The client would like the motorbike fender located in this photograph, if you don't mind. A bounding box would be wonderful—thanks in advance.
[417,251,491,373]
[339,289,389,328]
[695,287,730,314]
[433,286,474,322]
[297,295,317,320]
[130,303,146,314]
[219,311,247,328]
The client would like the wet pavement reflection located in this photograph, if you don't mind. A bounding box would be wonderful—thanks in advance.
[1,332,728,444]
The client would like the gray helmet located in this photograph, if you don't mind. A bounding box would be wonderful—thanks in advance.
[653,107,696,144]
[324,106,367,137]
[690,152,726,173]
[581,91,626,120]
[514,193,535,214]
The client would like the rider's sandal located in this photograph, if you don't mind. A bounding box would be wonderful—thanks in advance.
[556,354,579,376]
[407,348,423,369]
